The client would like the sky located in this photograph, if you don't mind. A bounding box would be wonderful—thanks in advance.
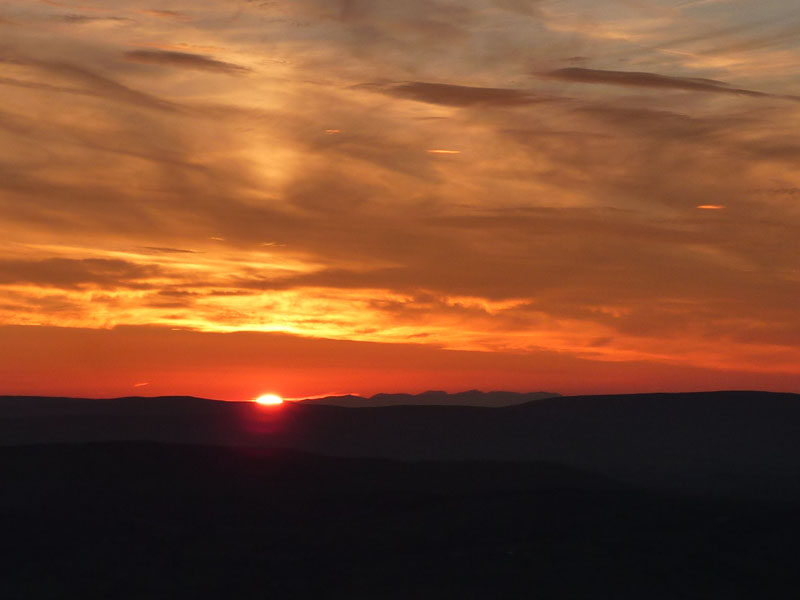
[2,0,800,400]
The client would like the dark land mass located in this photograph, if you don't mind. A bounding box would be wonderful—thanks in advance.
[3,441,800,599]
[296,389,561,407]
[3,390,800,497]
[4,391,800,597]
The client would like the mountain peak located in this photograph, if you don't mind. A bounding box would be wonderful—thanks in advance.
[298,390,560,408]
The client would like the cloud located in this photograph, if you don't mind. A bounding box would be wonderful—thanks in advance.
[124,50,251,75]
[2,0,800,382]
[139,9,187,21]
[138,247,197,255]
[371,81,545,107]
[0,57,182,112]
[491,0,543,16]
[50,14,132,24]
[0,75,91,97]
[0,258,161,289]
[544,67,796,100]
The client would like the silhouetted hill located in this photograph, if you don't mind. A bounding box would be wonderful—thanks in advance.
[3,442,800,599]
[0,442,619,497]
[0,395,226,417]
[3,391,800,498]
[296,389,560,407]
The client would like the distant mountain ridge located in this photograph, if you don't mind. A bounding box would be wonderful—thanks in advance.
[4,390,800,498]
[296,389,561,407]
[0,395,228,418]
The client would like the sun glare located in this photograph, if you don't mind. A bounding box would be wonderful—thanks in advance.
[255,394,284,405]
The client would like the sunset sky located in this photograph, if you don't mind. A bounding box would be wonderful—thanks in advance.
[2,0,800,400]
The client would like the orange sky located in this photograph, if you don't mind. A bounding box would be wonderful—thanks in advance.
[2,0,800,400]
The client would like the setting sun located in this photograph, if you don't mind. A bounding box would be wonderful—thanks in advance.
[255,394,284,406]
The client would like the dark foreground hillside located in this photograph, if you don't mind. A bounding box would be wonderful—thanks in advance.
[3,442,800,599]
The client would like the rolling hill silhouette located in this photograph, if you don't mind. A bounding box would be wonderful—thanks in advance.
[2,390,800,497]
[4,391,800,597]
[3,441,800,598]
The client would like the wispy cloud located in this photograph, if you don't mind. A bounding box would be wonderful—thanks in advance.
[0,57,181,112]
[124,50,251,75]
[545,67,798,100]
[50,14,132,24]
[138,9,187,21]
[373,81,545,106]
[0,258,161,289]
[2,0,800,391]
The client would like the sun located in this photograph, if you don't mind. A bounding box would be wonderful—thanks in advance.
[255,393,284,406]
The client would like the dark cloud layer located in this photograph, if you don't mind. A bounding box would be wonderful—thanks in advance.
[0,259,161,289]
[52,14,132,24]
[140,10,187,20]
[376,81,544,106]
[0,57,182,112]
[545,67,794,100]
[124,50,251,75]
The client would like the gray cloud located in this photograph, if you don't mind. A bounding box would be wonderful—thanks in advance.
[545,67,796,100]
[0,258,161,289]
[51,14,132,24]
[372,81,544,107]
[140,10,187,20]
[138,247,197,254]
[0,75,92,97]
[0,57,182,112]
[491,0,543,17]
[124,50,251,75]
